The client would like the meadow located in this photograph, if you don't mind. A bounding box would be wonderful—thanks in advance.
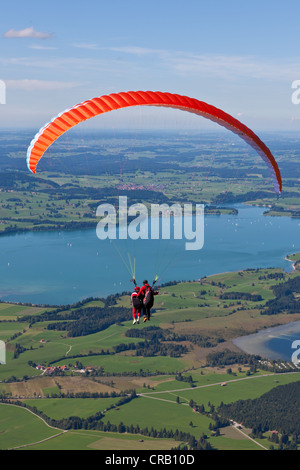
[1,369,299,450]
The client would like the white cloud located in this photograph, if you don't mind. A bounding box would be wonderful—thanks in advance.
[6,79,79,91]
[4,26,52,39]
[73,43,98,50]
[29,45,57,51]
[0,56,125,76]
[93,46,300,81]
[106,46,168,56]
[73,44,169,58]
[4,44,298,84]
[168,53,300,81]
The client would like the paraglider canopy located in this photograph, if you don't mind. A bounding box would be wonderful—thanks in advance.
[26,90,282,193]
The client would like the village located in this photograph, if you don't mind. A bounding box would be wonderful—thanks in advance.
[35,363,94,375]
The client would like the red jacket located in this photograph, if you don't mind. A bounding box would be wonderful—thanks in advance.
[137,284,158,300]
[137,284,149,299]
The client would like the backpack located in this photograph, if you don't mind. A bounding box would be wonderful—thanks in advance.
[143,287,154,307]
[132,292,142,309]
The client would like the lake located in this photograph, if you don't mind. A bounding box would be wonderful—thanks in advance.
[0,203,299,306]
[233,321,300,363]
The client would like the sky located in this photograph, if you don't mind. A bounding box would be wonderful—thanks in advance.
[1,0,300,131]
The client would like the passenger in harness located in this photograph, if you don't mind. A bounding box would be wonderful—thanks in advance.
[131,285,142,325]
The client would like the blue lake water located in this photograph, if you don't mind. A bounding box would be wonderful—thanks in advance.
[0,203,299,306]
[233,321,300,363]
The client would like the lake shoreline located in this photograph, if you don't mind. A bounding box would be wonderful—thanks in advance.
[232,321,300,362]
[0,205,239,238]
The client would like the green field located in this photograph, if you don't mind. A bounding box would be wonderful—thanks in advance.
[2,370,299,450]
[0,402,180,450]
[142,372,300,408]
[0,403,60,449]
[22,397,123,419]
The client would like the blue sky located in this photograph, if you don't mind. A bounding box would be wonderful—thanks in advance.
[1,0,300,130]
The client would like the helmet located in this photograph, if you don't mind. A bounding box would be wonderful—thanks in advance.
[134,286,140,291]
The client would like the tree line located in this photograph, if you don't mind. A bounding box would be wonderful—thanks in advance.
[219,292,262,301]
[125,325,224,349]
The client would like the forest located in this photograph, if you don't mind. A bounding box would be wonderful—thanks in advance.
[261,275,300,316]
[46,305,131,337]
[126,325,224,348]
[219,292,262,301]
[205,350,261,367]
[218,381,300,441]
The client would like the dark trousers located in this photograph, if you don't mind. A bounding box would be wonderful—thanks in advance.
[143,304,152,319]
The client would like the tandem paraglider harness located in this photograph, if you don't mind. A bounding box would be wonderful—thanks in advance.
[130,277,159,321]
